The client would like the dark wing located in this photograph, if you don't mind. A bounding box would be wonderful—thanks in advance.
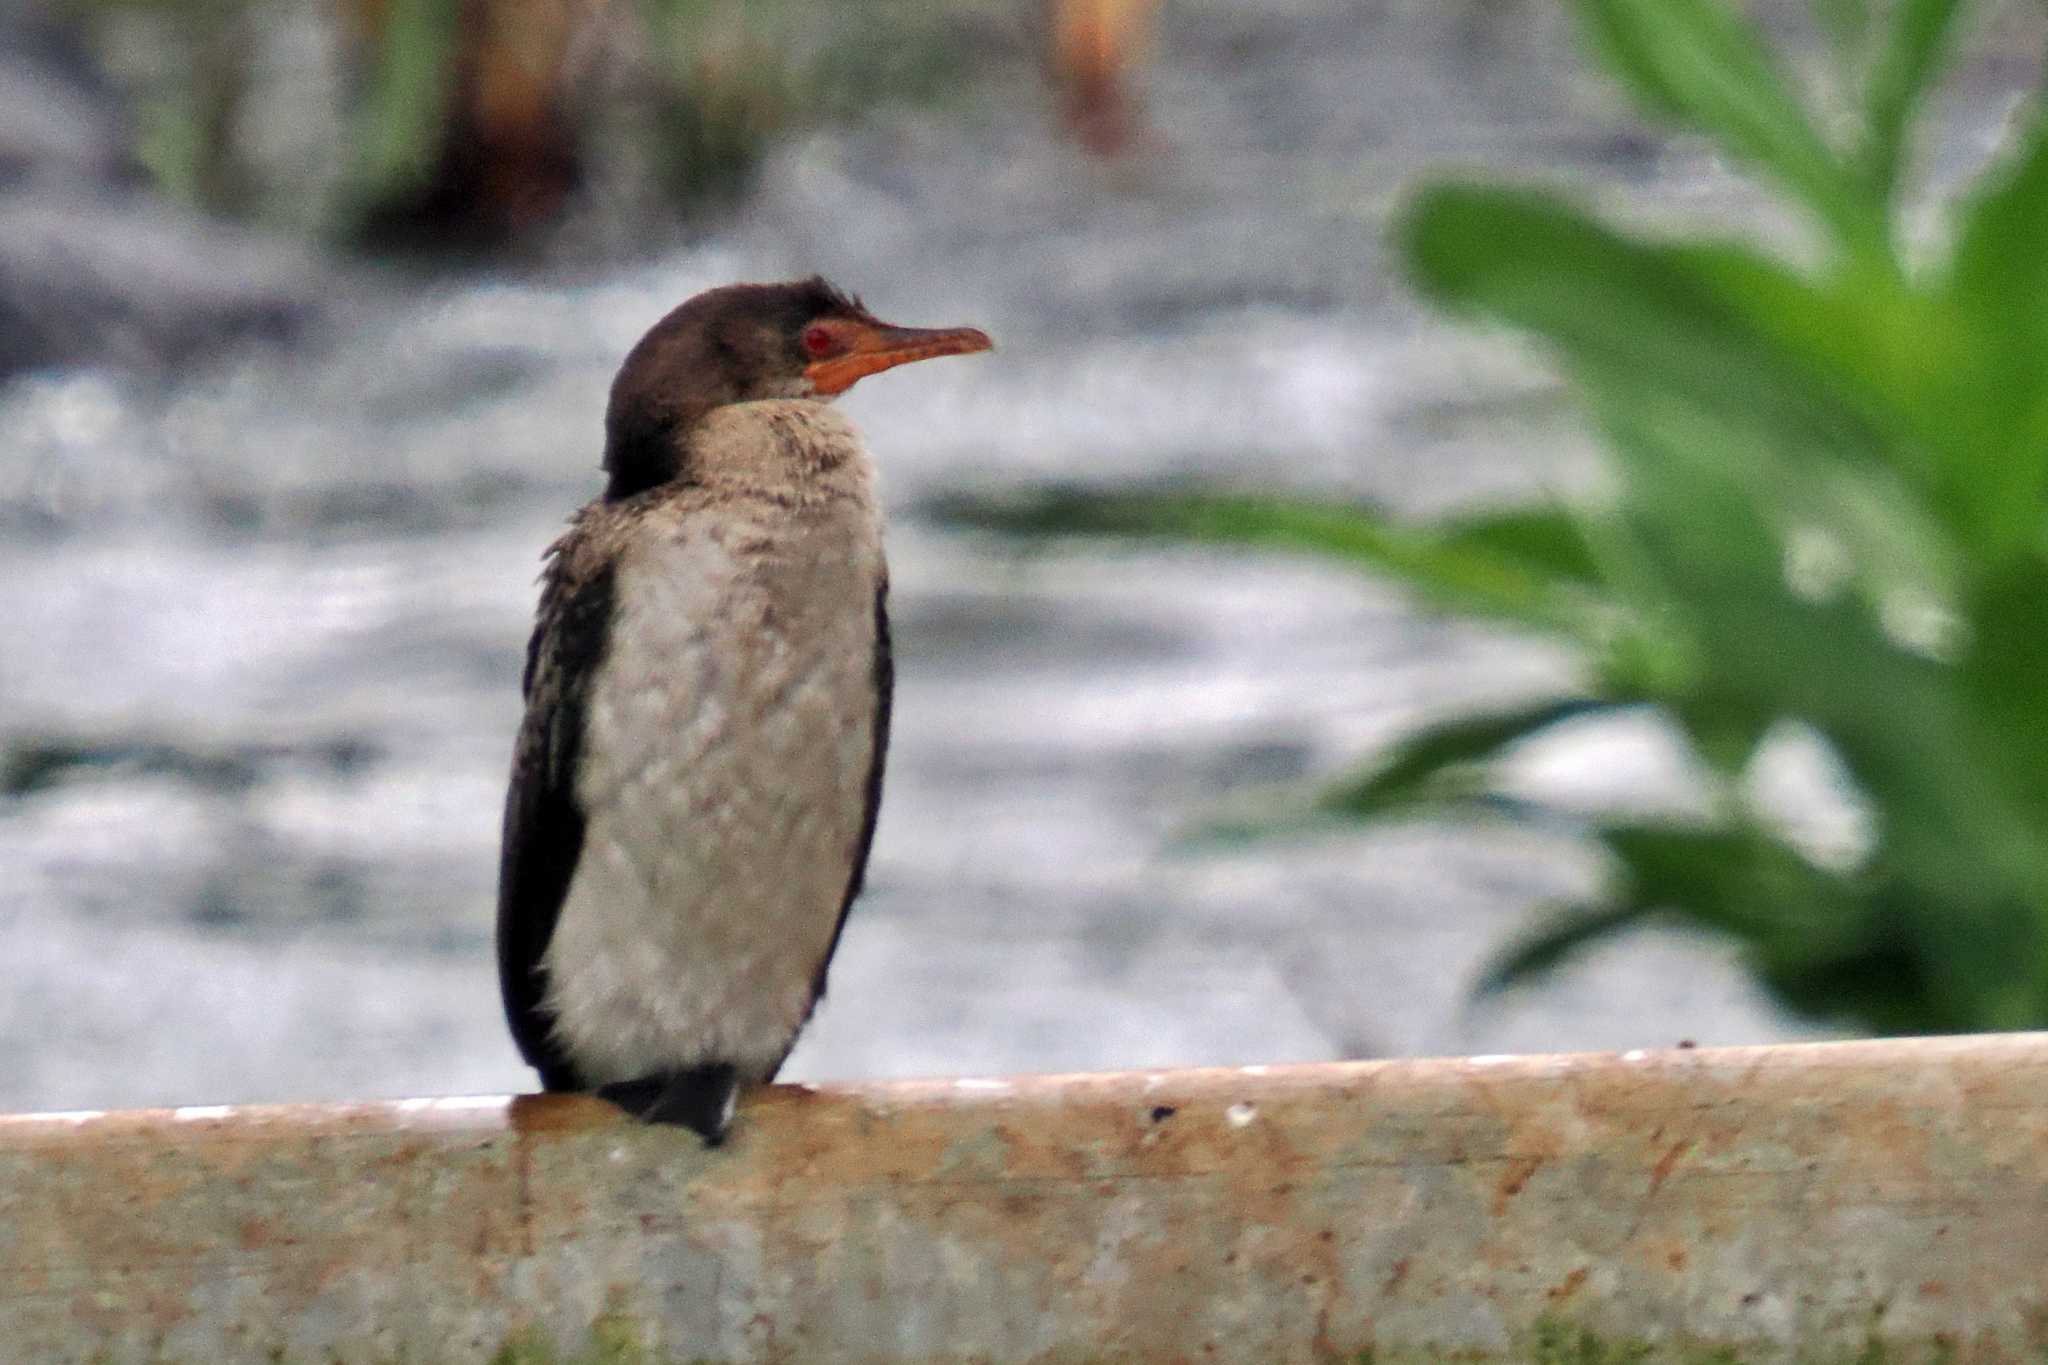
[798,582,893,1023]
[496,531,617,1091]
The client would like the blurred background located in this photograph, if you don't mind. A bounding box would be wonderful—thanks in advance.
[2,0,2037,1113]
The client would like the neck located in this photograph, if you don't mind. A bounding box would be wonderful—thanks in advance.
[679,400,869,503]
[602,398,714,502]
[602,398,863,503]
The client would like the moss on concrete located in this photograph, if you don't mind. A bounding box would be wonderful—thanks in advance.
[1337,1318,1974,1365]
[466,1317,1983,1365]
[485,1315,659,1365]
[101,1309,1999,1363]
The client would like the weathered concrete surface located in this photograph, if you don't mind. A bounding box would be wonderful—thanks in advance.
[4,1035,2048,1363]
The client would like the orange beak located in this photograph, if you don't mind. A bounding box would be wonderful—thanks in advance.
[805,321,993,397]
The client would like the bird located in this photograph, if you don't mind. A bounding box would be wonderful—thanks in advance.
[497,277,991,1143]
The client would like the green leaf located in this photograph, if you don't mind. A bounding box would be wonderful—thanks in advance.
[1490,822,2026,1034]
[1569,0,1880,251]
[1433,505,1604,587]
[1401,187,1888,470]
[935,489,1606,635]
[1475,898,1660,995]
[1857,0,1969,205]
[1947,116,2048,423]
[1411,184,2029,553]
[1813,0,1871,61]
[1951,108,2048,319]
[1599,824,1835,941]
[1751,931,1953,1034]
[1931,110,2048,552]
[1692,251,2037,558]
[1955,559,2048,875]
[1665,694,1775,778]
[1318,697,1623,818]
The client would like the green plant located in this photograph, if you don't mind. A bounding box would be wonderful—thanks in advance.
[57,0,984,248]
[634,0,975,206]
[955,0,2048,1035]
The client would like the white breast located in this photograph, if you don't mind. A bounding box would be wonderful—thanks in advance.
[542,412,884,1085]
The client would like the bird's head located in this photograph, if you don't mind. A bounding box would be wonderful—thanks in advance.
[602,277,991,499]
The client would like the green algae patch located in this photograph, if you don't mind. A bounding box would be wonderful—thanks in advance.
[487,1314,669,1365]
[1338,1318,1974,1365]
[105,1314,1993,1365]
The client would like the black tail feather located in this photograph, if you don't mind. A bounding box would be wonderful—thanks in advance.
[597,1064,741,1145]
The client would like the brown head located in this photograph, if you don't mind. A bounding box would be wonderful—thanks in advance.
[602,277,992,500]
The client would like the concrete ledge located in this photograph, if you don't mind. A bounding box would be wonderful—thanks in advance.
[5,1034,2048,1363]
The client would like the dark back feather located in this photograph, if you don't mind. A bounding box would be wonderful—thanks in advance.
[496,535,617,1090]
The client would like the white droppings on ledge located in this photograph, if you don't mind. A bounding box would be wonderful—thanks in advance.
[1226,1102,1258,1128]
[395,1097,435,1114]
[1465,1055,1516,1068]
[954,1078,1013,1093]
[172,1105,233,1122]
[1240,1065,1270,1077]
[1621,1049,1650,1062]
[425,1096,509,1113]
[1143,1074,1167,1091]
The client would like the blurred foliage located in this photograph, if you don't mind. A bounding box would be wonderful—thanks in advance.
[55,0,258,211]
[634,0,974,206]
[345,0,466,217]
[959,0,2048,1036]
[55,0,987,250]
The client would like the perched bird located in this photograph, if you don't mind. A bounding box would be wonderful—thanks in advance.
[498,278,991,1143]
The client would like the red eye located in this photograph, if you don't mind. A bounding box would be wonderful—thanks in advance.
[801,324,835,358]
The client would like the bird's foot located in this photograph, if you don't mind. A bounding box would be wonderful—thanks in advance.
[597,1064,740,1145]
